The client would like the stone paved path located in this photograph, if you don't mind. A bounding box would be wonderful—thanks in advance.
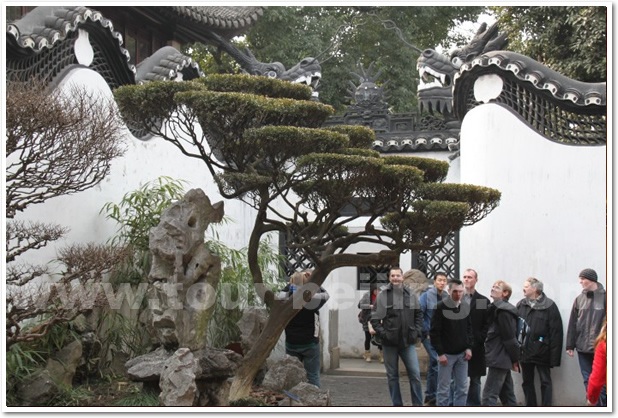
[321,374,415,407]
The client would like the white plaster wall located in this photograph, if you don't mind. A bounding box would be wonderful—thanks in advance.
[459,104,607,406]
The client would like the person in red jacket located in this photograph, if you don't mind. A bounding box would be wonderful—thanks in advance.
[587,323,607,406]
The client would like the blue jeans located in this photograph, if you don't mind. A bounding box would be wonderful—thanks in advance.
[578,351,607,406]
[286,342,321,388]
[481,367,517,406]
[466,375,482,406]
[437,352,469,406]
[382,344,423,406]
[421,337,438,402]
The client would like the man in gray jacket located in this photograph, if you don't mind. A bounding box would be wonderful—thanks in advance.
[566,268,606,406]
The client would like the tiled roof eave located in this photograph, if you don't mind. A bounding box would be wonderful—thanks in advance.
[7,6,135,76]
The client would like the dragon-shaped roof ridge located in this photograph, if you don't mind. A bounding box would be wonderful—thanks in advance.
[136,46,205,84]
[454,50,606,107]
[164,6,265,30]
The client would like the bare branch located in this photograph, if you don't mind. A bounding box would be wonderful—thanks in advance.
[6,263,49,286]
[5,81,126,218]
[55,243,131,284]
[6,243,130,347]
[6,220,67,262]
[5,79,129,347]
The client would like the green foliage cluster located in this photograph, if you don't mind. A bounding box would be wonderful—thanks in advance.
[206,233,285,349]
[295,153,425,214]
[112,386,160,406]
[182,41,244,75]
[336,148,381,158]
[47,385,92,407]
[419,183,502,225]
[381,200,470,247]
[176,90,334,134]
[6,321,79,405]
[113,81,200,127]
[198,74,313,100]
[382,155,449,183]
[491,6,606,82]
[102,176,187,252]
[6,343,47,405]
[79,310,150,380]
[243,126,349,158]
[323,125,376,148]
[101,176,187,286]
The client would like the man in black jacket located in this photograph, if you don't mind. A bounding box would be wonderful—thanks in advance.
[280,270,330,388]
[370,266,423,406]
[482,280,520,406]
[516,277,563,406]
[430,279,473,406]
[462,268,490,406]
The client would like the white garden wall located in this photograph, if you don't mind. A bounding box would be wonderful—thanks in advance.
[459,103,607,406]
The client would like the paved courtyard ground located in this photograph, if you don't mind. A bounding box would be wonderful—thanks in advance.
[321,357,418,407]
[321,374,415,407]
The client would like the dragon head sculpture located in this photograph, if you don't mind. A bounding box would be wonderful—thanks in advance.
[277,56,322,100]
[207,30,321,100]
[416,22,507,115]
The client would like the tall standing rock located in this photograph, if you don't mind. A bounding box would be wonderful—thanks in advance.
[147,189,224,350]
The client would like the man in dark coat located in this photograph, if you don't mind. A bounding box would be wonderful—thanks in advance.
[462,268,490,406]
[482,280,520,406]
[370,266,423,406]
[516,277,563,406]
[430,279,473,406]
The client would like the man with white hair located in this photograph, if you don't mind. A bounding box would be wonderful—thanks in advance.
[516,277,563,406]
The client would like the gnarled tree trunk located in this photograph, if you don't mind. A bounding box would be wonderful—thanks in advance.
[228,299,298,401]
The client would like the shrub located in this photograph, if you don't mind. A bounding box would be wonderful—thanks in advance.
[198,73,313,100]
[101,176,187,286]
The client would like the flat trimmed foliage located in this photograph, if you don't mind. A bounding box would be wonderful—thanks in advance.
[197,74,313,100]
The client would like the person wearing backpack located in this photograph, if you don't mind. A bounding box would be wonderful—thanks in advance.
[516,277,564,406]
[482,280,520,406]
